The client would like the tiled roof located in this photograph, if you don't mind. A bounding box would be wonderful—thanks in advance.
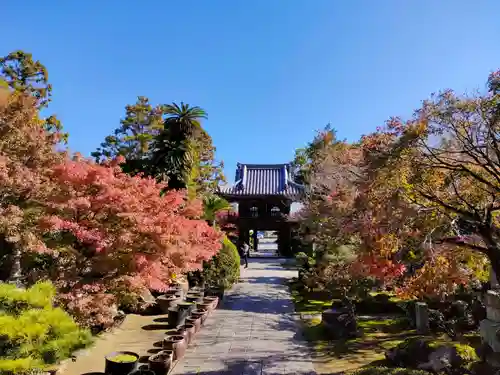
[218,163,305,200]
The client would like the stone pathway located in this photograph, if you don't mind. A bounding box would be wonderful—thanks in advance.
[171,258,316,375]
[59,259,315,375]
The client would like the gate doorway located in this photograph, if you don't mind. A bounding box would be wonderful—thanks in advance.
[217,163,305,257]
[250,230,278,257]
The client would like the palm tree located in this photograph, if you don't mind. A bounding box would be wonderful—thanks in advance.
[149,102,207,190]
[163,102,207,138]
[203,195,231,226]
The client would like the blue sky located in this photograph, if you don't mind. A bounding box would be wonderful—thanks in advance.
[2,1,500,181]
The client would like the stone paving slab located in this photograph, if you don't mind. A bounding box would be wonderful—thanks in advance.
[171,258,316,375]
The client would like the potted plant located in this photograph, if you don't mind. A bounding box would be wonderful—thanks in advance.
[167,284,184,299]
[130,370,155,375]
[148,350,173,375]
[191,309,208,325]
[203,296,219,309]
[167,306,189,328]
[196,301,213,312]
[189,282,205,293]
[162,335,186,360]
[186,316,201,333]
[157,294,179,313]
[177,301,195,315]
[104,351,139,375]
[165,327,188,342]
[185,294,204,304]
[205,284,225,302]
[183,323,196,345]
[164,289,182,298]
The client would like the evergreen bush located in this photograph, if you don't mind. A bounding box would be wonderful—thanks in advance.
[203,237,240,289]
[0,281,92,374]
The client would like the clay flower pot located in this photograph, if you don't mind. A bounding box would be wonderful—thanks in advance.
[189,284,205,293]
[162,335,186,360]
[186,316,201,333]
[104,351,139,375]
[205,286,225,305]
[157,295,179,313]
[185,294,204,304]
[165,327,188,342]
[167,284,184,299]
[164,289,182,298]
[191,309,208,325]
[203,296,219,310]
[183,323,196,345]
[148,350,173,375]
[130,370,155,375]
[197,302,213,312]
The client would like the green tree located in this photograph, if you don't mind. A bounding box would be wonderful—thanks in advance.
[191,129,225,195]
[0,50,51,108]
[203,195,231,226]
[149,102,208,190]
[291,124,338,185]
[92,96,164,174]
[95,100,224,194]
[0,50,66,140]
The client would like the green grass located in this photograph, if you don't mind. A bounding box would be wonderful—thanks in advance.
[289,284,333,314]
[367,291,404,303]
[293,295,333,314]
[288,282,419,373]
[289,281,484,374]
[357,318,409,334]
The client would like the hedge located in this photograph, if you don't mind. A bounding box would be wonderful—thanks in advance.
[203,236,240,289]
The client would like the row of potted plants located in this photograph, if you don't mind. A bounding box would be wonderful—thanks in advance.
[103,283,224,375]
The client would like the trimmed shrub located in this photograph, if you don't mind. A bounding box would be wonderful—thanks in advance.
[0,281,92,374]
[453,343,478,363]
[203,236,240,289]
[355,293,403,314]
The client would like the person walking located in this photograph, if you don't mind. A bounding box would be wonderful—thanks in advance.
[240,241,250,268]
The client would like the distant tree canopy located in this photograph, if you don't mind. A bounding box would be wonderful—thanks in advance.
[291,124,339,185]
[0,50,66,141]
[91,96,164,175]
[298,71,500,299]
[94,100,225,195]
[0,50,51,108]
[0,50,225,333]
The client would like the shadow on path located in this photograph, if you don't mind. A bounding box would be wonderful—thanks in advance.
[177,351,316,375]
[171,258,316,375]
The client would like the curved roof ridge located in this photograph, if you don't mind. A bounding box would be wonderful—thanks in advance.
[240,163,289,168]
[217,162,304,200]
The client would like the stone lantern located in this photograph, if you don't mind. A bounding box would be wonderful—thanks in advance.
[480,267,500,365]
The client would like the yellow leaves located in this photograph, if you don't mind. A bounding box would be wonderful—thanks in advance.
[375,234,400,257]
[395,245,486,300]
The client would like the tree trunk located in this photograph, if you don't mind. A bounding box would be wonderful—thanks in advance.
[487,248,500,287]
[478,225,500,287]
[8,247,22,287]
